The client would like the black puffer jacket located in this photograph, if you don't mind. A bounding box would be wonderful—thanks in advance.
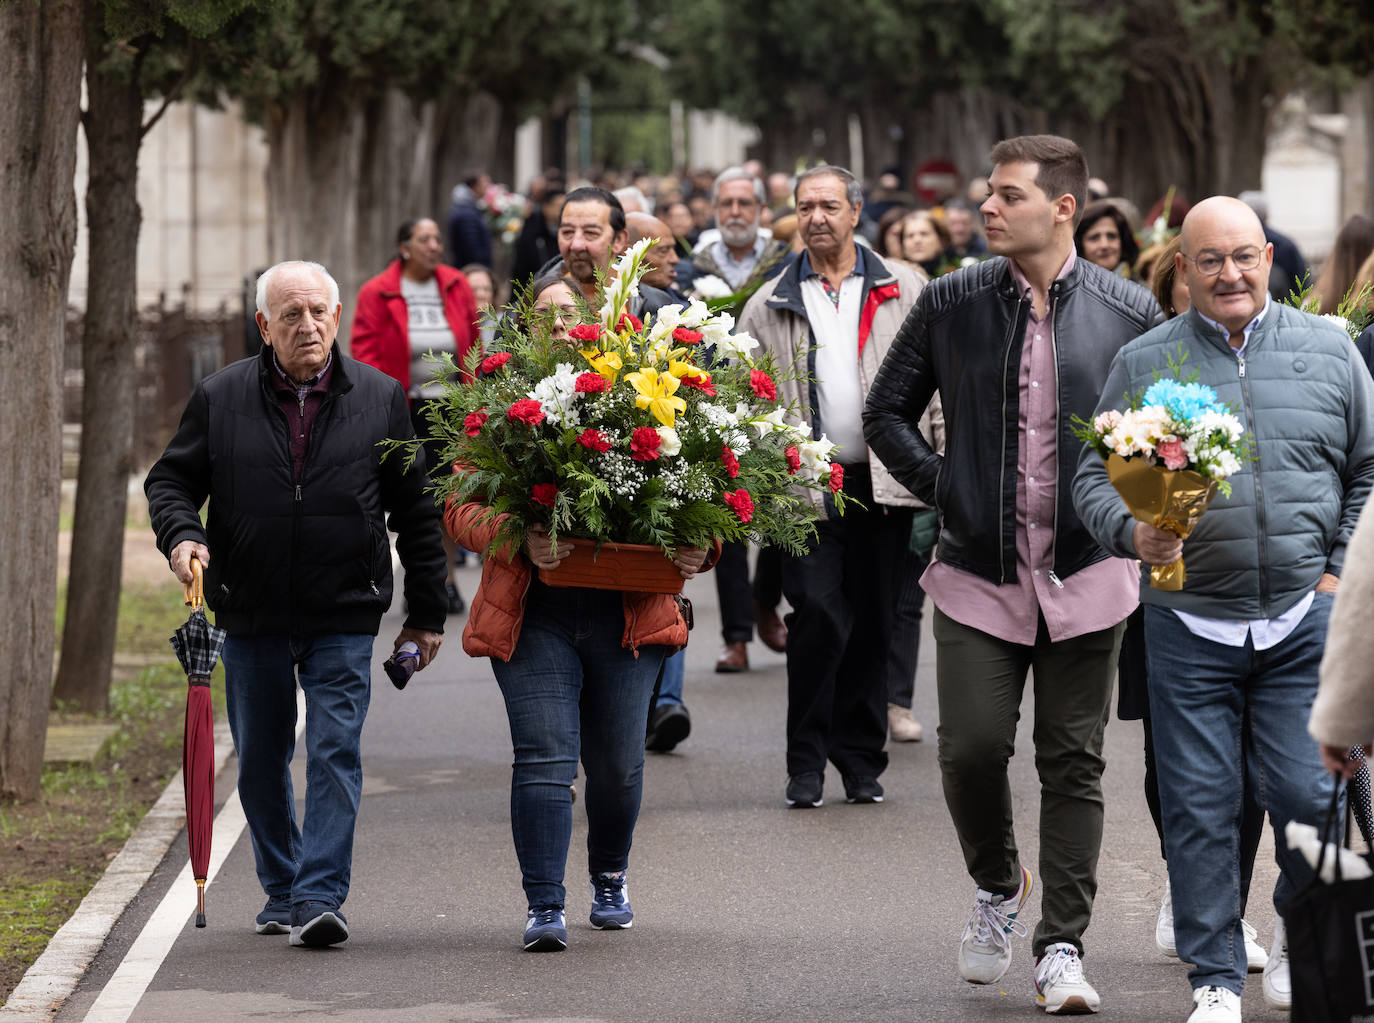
[145,346,447,637]
[863,256,1163,585]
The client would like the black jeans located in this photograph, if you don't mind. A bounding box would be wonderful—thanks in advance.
[885,545,928,709]
[714,542,783,644]
[781,465,911,780]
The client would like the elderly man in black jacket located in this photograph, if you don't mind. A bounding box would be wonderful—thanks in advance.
[864,135,1162,1014]
[146,260,446,949]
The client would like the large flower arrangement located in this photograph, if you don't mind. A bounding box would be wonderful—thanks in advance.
[1073,353,1249,590]
[410,238,848,559]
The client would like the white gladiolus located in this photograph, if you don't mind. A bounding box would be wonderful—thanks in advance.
[751,407,790,438]
[679,300,711,328]
[797,436,838,479]
[647,304,682,345]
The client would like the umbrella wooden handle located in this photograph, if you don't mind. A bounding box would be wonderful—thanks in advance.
[184,556,204,611]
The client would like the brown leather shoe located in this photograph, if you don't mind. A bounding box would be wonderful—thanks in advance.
[715,641,749,673]
[754,602,788,653]
[887,703,924,743]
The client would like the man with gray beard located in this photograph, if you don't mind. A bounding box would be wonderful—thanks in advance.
[678,166,791,295]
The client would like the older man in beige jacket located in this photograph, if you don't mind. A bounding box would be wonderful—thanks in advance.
[738,164,933,810]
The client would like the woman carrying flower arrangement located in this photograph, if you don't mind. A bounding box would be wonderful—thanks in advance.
[444,501,711,951]
[421,239,845,951]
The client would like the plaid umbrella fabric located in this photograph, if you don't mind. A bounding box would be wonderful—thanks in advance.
[170,558,226,927]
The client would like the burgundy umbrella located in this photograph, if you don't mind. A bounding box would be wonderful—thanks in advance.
[169,557,225,928]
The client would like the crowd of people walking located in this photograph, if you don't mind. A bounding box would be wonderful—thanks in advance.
[145,134,1374,1022]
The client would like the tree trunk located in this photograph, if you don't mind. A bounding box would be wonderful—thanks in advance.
[0,0,84,800]
[52,13,145,715]
[264,82,367,348]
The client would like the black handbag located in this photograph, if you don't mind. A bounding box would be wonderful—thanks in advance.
[1282,781,1374,1023]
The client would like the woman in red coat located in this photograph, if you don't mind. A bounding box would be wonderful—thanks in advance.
[351,217,479,613]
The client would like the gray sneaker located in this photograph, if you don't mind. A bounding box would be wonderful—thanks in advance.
[958,866,1032,985]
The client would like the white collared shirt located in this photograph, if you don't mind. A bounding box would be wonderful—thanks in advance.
[801,273,867,464]
[708,233,770,291]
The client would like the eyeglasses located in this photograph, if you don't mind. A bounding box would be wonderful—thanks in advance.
[1181,246,1264,276]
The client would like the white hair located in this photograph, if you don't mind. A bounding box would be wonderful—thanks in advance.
[255,260,340,322]
[712,166,765,205]
[612,186,650,214]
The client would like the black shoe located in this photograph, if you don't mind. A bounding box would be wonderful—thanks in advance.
[646,703,691,752]
[255,895,291,935]
[446,582,466,615]
[785,771,824,808]
[289,901,349,947]
[843,776,884,804]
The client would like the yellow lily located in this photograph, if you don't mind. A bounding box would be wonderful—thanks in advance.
[667,356,697,380]
[579,347,624,383]
[625,367,687,427]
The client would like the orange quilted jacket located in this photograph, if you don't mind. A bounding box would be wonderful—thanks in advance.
[445,500,714,662]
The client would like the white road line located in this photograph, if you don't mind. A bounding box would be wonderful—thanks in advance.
[82,688,307,1023]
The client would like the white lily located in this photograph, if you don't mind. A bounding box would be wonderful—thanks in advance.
[716,330,761,363]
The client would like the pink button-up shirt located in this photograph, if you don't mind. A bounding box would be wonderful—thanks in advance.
[921,251,1138,645]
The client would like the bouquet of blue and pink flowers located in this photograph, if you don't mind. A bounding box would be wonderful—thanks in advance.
[1074,360,1250,590]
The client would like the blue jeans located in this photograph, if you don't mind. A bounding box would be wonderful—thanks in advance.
[1145,598,1342,994]
[656,650,686,707]
[222,633,373,911]
[491,581,666,909]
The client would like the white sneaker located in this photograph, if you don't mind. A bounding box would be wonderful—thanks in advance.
[1156,881,1177,958]
[958,866,1032,985]
[1034,942,1100,1014]
[1188,985,1241,1022]
[1261,916,1289,1009]
[1240,918,1268,972]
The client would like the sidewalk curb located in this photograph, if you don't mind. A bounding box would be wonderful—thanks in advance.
[1,722,236,1021]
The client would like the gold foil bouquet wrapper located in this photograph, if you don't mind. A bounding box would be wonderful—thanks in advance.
[1104,453,1219,591]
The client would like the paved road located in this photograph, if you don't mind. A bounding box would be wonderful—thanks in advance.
[55,558,1287,1022]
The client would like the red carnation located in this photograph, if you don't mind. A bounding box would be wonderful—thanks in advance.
[463,410,489,437]
[617,312,644,333]
[828,463,844,494]
[577,428,611,453]
[480,352,511,374]
[672,327,703,345]
[723,488,754,524]
[785,445,801,475]
[678,371,717,396]
[721,445,740,479]
[568,323,604,343]
[507,398,546,425]
[749,369,777,402]
[575,372,608,393]
[532,483,558,507]
[630,426,662,462]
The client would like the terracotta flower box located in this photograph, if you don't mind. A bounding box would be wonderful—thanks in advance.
[538,537,684,594]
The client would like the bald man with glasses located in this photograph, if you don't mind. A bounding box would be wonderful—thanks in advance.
[1073,196,1374,1023]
